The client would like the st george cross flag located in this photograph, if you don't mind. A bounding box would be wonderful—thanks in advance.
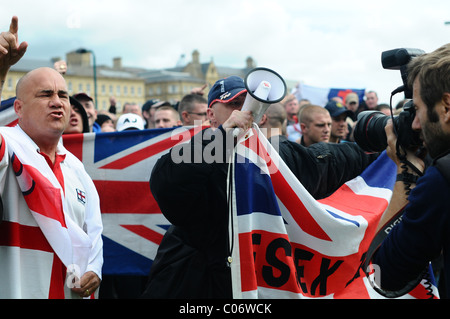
[293,83,365,106]
[228,127,439,299]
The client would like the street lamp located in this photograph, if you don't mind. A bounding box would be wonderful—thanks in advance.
[75,48,98,109]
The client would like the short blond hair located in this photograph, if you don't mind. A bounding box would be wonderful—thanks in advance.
[298,105,329,125]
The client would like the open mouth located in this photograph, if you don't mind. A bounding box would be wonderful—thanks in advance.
[50,111,64,119]
[69,118,79,126]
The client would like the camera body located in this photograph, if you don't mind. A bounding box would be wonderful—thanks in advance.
[354,48,425,153]
[354,100,421,152]
[381,48,425,99]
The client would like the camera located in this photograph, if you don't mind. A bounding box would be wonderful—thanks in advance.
[354,100,421,152]
[354,48,425,153]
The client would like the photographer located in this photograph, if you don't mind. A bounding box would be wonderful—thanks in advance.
[371,44,450,297]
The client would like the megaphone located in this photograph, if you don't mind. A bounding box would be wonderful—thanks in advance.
[234,67,287,137]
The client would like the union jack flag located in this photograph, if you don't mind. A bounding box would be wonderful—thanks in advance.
[0,97,18,127]
[62,126,203,276]
[229,127,439,299]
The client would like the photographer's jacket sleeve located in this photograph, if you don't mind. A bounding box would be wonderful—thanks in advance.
[372,161,450,295]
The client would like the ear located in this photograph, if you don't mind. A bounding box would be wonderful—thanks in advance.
[13,99,23,119]
[300,122,307,132]
[181,111,189,123]
[443,93,450,123]
[258,114,267,126]
[207,108,217,127]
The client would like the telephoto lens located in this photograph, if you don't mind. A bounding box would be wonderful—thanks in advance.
[354,101,421,153]
[354,111,390,153]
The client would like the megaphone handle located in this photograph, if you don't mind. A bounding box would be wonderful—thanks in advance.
[233,127,242,137]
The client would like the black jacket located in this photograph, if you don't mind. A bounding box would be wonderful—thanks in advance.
[271,135,378,199]
[141,129,377,298]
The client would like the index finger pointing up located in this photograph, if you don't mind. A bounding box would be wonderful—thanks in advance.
[9,16,19,35]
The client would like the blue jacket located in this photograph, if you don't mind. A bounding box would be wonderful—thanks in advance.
[373,153,450,297]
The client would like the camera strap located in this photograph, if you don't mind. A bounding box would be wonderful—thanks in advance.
[363,207,428,298]
[396,172,419,184]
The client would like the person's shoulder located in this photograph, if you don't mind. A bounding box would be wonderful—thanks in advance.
[433,151,450,184]
[423,164,450,189]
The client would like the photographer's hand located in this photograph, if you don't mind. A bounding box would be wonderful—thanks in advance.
[377,121,425,232]
[385,120,425,173]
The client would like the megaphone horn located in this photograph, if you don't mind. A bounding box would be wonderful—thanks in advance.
[242,67,287,123]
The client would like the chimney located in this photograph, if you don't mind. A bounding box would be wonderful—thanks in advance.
[246,57,256,69]
[113,57,122,69]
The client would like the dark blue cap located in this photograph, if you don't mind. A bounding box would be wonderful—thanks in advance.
[207,76,247,108]
[325,100,353,118]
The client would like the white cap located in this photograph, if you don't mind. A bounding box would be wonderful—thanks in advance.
[116,113,145,131]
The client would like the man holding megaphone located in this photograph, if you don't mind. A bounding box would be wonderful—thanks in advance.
[142,70,377,299]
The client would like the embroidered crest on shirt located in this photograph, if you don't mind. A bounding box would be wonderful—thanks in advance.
[76,188,86,205]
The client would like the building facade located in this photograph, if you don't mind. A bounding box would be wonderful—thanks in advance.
[3,49,257,112]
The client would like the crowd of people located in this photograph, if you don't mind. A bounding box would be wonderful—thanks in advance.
[58,87,210,137]
[61,74,397,152]
[60,72,406,157]
[0,15,449,301]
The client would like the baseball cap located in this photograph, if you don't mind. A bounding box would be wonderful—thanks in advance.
[207,76,247,108]
[73,92,94,102]
[116,113,145,131]
[142,99,160,112]
[95,114,113,127]
[325,100,353,118]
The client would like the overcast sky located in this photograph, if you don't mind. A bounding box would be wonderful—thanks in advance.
[2,0,450,105]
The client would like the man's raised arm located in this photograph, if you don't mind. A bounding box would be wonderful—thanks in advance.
[0,16,28,99]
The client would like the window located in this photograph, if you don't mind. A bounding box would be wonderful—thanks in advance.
[168,84,178,94]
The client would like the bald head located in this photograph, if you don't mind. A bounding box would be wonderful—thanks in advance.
[264,103,286,128]
[16,67,67,99]
[14,67,71,155]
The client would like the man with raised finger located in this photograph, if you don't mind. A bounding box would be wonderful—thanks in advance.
[0,16,103,299]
